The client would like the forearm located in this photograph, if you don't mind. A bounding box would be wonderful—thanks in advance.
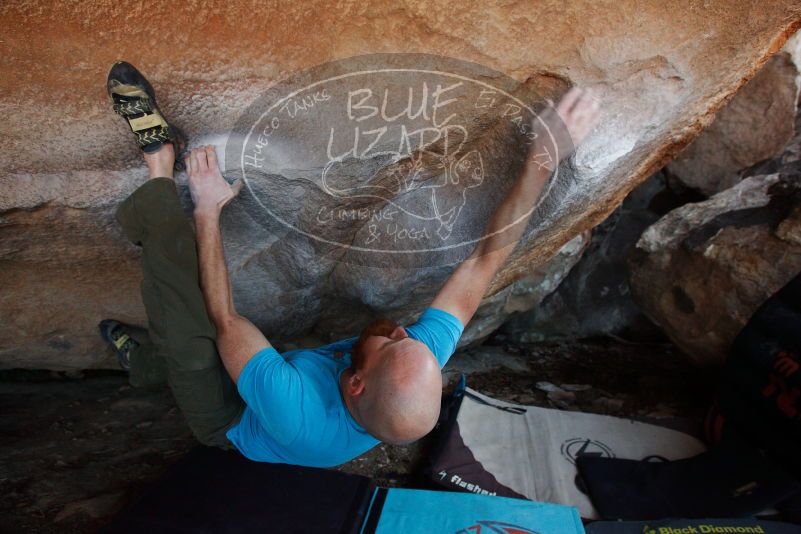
[185,145,274,382]
[194,211,237,327]
[194,214,271,382]
[432,88,601,328]
[470,161,552,269]
[431,162,553,325]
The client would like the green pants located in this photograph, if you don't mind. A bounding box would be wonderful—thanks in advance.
[116,177,244,448]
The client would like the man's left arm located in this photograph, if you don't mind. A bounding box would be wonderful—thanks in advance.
[431,88,601,326]
[187,146,272,383]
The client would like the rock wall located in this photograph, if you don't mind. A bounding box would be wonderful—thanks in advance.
[628,66,801,366]
[666,35,801,195]
[629,167,801,366]
[501,172,672,342]
[505,37,801,346]
[2,1,801,369]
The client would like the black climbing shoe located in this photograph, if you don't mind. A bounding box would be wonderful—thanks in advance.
[107,61,187,169]
[98,319,139,372]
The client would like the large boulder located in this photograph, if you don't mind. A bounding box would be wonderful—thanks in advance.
[666,35,801,196]
[507,36,801,345]
[629,168,801,366]
[2,2,801,369]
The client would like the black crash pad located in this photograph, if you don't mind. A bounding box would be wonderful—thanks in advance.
[101,446,375,534]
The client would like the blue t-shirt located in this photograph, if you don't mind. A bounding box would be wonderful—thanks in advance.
[226,307,464,467]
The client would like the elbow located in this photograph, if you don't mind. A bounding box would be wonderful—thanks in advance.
[211,312,243,335]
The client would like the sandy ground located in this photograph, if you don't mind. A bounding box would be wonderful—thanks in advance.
[0,338,713,533]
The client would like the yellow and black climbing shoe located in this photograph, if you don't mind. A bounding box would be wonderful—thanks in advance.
[98,319,139,372]
[107,61,187,168]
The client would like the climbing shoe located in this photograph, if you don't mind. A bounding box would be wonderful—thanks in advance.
[98,319,139,372]
[107,61,186,169]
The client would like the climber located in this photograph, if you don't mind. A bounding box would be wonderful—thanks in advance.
[99,61,601,467]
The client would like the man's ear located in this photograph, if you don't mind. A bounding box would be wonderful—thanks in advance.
[346,372,365,397]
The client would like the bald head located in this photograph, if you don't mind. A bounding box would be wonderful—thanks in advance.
[341,320,443,445]
[360,340,442,444]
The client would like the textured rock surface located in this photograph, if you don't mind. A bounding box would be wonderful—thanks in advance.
[2,1,801,369]
[502,173,673,342]
[508,36,801,344]
[666,39,801,196]
[629,164,801,366]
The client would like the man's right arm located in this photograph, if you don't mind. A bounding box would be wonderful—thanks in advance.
[188,146,271,383]
[431,88,601,328]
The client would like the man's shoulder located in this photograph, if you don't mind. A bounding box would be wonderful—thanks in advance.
[314,336,358,354]
[279,347,350,398]
[404,307,465,368]
[283,341,353,364]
